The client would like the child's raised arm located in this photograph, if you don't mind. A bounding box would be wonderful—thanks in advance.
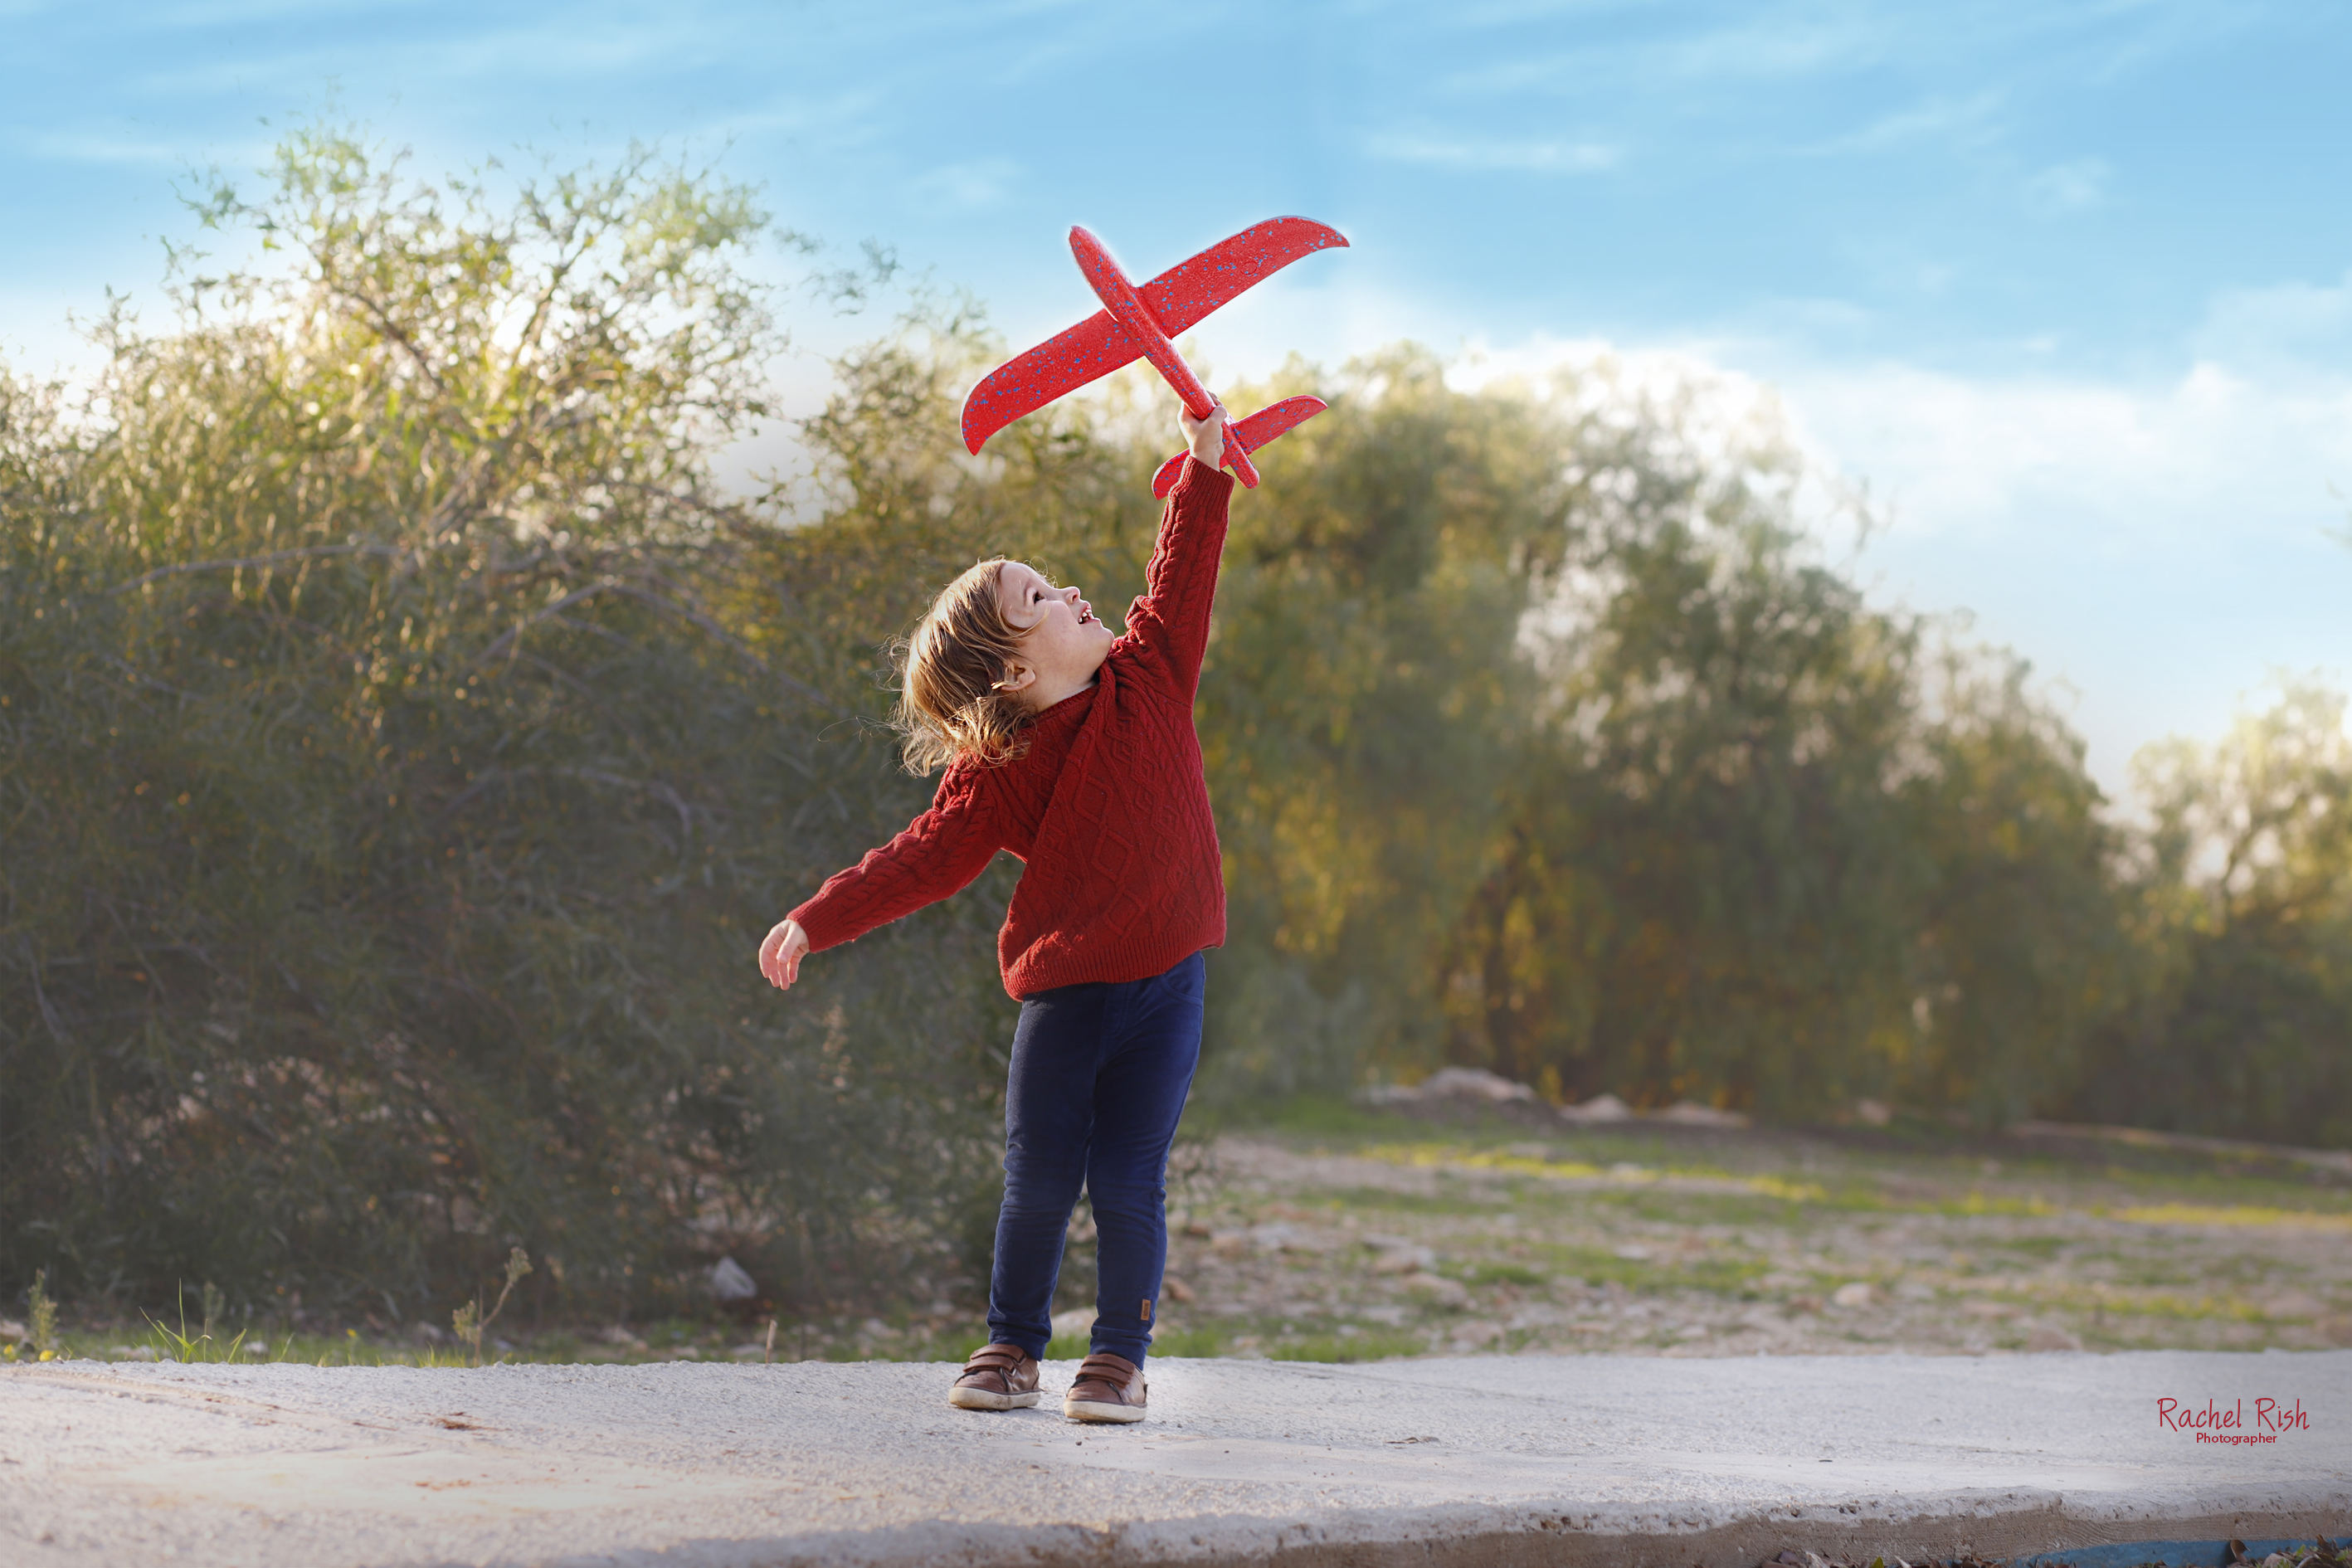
[1120,402,1235,694]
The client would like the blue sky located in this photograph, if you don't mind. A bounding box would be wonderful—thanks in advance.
[6,0,2349,796]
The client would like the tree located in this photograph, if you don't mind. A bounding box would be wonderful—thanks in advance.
[2070,682,2352,1145]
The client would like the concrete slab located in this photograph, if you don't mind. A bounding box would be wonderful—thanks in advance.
[2,1351,2346,1566]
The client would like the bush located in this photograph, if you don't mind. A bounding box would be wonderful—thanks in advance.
[0,128,1008,1321]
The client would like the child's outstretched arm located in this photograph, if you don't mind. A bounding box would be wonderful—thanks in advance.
[1121,401,1235,694]
[756,770,1000,991]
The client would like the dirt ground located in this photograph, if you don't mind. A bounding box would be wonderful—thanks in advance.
[1123,1105,2352,1364]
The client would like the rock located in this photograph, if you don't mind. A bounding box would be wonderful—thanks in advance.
[1830,1282,1877,1309]
[709,1256,757,1303]
[1612,1245,1653,1262]
[1249,1222,1300,1252]
[1049,1307,1093,1339]
[2025,1323,2082,1352]
[1161,1275,1196,1304]
[1369,1241,1436,1275]
[1658,1100,1750,1128]
[1559,1093,1634,1124]
[1407,1275,1470,1310]
[1365,1067,1540,1107]
[1449,1320,1504,1351]
[1853,1098,1893,1126]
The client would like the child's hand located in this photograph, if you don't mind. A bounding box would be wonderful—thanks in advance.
[757,918,811,991]
[1180,400,1227,469]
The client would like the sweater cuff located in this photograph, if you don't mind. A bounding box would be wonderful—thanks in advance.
[786,898,849,954]
[1174,455,1237,496]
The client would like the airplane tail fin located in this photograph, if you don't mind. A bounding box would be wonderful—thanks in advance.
[1150,396,1328,498]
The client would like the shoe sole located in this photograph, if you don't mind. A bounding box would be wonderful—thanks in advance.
[1063,1398,1147,1424]
[949,1387,1040,1411]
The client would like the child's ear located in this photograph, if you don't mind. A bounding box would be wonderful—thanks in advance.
[992,660,1036,697]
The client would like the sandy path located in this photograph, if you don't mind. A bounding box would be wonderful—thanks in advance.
[4,1352,2348,1566]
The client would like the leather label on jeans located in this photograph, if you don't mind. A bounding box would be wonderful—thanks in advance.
[1141,1298,1153,1322]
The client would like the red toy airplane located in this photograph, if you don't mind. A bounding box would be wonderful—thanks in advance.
[959,217,1348,499]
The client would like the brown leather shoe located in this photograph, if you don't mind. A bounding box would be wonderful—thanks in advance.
[948,1343,1041,1410]
[1062,1351,1147,1424]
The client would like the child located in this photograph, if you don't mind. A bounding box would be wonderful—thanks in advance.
[757,400,1236,1425]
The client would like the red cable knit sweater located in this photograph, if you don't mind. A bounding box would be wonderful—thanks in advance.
[788,459,1234,999]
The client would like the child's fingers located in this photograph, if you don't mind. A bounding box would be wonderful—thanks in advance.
[1177,399,1225,437]
[758,919,809,990]
[757,921,791,986]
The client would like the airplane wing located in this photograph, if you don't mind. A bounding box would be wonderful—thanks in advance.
[958,217,1347,455]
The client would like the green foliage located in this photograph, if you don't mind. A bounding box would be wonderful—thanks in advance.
[1900,648,2128,1127]
[1427,382,2134,1124]
[1452,416,1928,1114]
[27,1268,59,1355]
[453,1245,533,1366]
[1198,348,1575,1097]
[0,126,1004,1320]
[146,1279,250,1362]
[2069,682,2352,1146]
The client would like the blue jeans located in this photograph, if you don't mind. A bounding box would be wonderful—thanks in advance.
[986,950,1205,1366]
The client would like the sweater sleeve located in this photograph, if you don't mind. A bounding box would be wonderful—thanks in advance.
[1119,457,1235,695]
[787,767,1001,953]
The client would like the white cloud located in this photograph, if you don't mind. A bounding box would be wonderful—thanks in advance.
[910,158,1020,212]
[2021,157,2109,212]
[1365,132,1619,173]
[2194,270,2352,370]
[27,130,190,167]
[1810,90,2006,155]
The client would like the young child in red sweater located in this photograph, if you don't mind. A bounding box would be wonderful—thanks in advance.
[757,400,1235,1424]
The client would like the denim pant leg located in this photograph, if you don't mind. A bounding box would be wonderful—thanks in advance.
[985,982,1108,1361]
[985,952,1205,1366]
[1083,952,1204,1365]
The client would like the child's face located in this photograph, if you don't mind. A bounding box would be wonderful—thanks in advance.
[996,561,1113,703]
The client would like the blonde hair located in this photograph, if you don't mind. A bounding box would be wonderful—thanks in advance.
[893,558,1035,774]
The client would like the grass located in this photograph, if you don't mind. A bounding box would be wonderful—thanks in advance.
[12,1098,2350,1369]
